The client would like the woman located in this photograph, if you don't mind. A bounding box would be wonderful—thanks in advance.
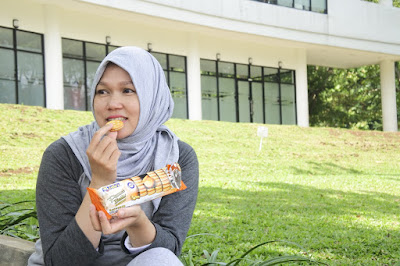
[28,47,199,265]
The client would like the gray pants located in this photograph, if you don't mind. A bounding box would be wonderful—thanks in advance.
[127,247,183,266]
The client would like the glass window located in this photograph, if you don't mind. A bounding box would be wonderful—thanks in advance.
[201,75,218,121]
[281,84,296,124]
[219,77,236,122]
[200,60,216,75]
[236,64,248,80]
[86,42,106,61]
[252,82,264,123]
[250,66,262,81]
[280,69,294,84]
[277,0,293,8]
[218,62,234,78]
[86,61,101,110]
[0,48,16,103]
[63,58,85,111]
[62,39,84,59]
[62,38,115,111]
[0,48,15,81]
[0,27,45,106]
[264,67,279,82]
[16,31,42,53]
[17,51,44,106]
[238,81,250,122]
[295,0,310,10]
[200,59,296,125]
[252,0,325,13]
[149,52,188,119]
[264,82,280,124]
[170,72,187,119]
[311,0,327,13]
[0,27,13,48]
[169,55,185,72]
[236,64,249,80]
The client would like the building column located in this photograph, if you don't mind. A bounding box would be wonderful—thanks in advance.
[380,0,393,7]
[380,60,398,132]
[44,5,64,109]
[186,33,202,120]
[295,49,309,127]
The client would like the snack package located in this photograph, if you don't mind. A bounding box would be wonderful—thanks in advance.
[87,163,185,219]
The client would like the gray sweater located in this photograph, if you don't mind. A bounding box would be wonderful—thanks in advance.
[35,138,198,266]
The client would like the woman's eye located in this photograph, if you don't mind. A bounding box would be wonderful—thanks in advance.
[124,88,136,94]
[96,89,108,95]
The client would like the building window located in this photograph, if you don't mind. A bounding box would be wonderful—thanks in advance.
[200,59,297,125]
[62,38,118,111]
[150,52,188,119]
[0,26,45,106]
[62,41,188,119]
[252,0,328,14]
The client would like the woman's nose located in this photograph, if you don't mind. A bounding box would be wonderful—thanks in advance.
[107,93,123,109]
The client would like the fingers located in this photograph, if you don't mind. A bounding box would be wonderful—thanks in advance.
[107,131,118,140]
[116,205,142,220]
[87,125,115,158]
[98,211,113,234]
[89,204,102,231]
[86,123,121,177]
[91,123,114,146]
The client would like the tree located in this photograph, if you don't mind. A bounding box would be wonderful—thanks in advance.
[308,63,400,130]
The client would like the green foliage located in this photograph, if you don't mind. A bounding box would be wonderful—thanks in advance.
[308,63,400,130]
[0,200,39,241]
[181,239,327,266]
[363,0,400,7]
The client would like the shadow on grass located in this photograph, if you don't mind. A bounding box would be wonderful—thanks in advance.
[190,182,400,264]
[0,189,36,204]
[290,161,362,175]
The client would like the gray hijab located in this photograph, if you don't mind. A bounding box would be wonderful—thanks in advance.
[62,46,179,181]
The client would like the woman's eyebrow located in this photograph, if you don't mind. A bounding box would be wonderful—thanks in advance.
[120,81,134,85]
[97,80,134,86]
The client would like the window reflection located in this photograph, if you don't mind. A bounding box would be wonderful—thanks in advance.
[219,77,236,122]
[150,51,188,119]
[0,28,13,48]
[251,0,327,14]
[281,84,296,124]
[201,75,218,121]
[0,27,45,106]
[264,82,280,124]
[0,48,16,103]
[63,58,85,111]
[17,31,42,53]
[17,51,44,106]
[62,38,115,111]
[200,59,296,125]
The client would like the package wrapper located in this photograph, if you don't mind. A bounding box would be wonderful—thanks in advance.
[87,163,185,219]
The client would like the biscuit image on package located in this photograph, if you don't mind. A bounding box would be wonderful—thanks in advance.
[87,163,185,219]
[106,120,124,132]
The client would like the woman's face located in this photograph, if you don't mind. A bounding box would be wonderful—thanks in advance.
[93,64,140,139]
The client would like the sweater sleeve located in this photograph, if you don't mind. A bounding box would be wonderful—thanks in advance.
[147,140,199,256]
[36,139,102,266]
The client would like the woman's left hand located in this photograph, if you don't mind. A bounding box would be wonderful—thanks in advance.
[89,204,145,235]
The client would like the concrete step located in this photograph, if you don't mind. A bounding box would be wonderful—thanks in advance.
[0,235,35,266]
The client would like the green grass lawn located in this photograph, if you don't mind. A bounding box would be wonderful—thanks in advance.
[1,103,400,265]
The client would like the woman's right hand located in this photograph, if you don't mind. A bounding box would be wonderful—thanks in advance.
[86,123,121,188]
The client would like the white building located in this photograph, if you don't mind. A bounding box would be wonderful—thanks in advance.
[1,0,399,131]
